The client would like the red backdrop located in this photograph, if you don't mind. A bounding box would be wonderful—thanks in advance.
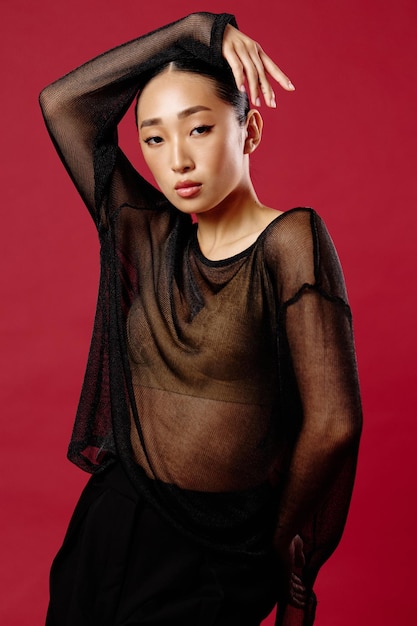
[1,0,416,624]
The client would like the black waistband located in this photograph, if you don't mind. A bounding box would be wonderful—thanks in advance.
[102,459,280,560]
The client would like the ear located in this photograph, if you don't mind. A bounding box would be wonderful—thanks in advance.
[243,109,263,155]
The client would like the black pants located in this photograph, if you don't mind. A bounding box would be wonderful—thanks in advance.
[46,463,277,626]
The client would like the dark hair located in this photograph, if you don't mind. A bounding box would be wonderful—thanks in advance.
[135,57,250,127]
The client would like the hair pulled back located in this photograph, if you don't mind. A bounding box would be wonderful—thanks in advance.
[135,57,250,126]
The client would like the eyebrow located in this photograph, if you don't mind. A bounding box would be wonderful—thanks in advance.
[140,106,212,129]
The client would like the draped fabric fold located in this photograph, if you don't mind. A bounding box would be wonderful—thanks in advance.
[40,13,362,625]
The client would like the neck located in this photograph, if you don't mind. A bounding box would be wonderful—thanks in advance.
[195,181,279,261]
[197,179,256,229]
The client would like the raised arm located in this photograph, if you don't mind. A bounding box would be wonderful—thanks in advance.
[271,211,362,625]
[39,13,237,226]
[39,14,296,228]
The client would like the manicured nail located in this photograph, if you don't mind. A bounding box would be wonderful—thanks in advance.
[239,84,246,92]
[270,92,277,108]
[288,80,295,91]
[255,97,261,107]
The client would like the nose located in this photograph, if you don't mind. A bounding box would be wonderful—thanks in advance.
[171,139,194,173]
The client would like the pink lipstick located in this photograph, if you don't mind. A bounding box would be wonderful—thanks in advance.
[175,180,202,199]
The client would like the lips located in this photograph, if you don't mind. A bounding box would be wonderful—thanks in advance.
[174,180,202,199]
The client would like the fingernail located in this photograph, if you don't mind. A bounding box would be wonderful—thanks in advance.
[239,84,246,92]
[288,80,295,91]
[255,97,261,107]
[270,92,277,108]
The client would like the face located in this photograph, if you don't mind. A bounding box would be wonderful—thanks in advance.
[136,70,255,216]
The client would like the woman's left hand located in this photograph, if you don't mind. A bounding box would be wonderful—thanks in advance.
[222,24,295,109]
[275,534,308,609]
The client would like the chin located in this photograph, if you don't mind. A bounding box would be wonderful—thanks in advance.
[169,198,209,215]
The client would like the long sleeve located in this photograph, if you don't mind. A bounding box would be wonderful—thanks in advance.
[268,210,362,626]
[39,12,237,228]
[39,13,236,474]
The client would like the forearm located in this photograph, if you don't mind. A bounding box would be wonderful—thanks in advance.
[273,419,361,553]
[39,12,236,215]
[272,416,360,626]
[39,13,229,108]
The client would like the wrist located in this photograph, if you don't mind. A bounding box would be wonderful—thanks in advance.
[273,526,294,553]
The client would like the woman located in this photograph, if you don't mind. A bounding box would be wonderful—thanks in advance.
[40,12,362,626]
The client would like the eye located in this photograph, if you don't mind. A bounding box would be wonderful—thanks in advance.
[191,125,214,136]
[144,135,164,146]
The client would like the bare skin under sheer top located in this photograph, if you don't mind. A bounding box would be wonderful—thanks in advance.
[40,12,362,625]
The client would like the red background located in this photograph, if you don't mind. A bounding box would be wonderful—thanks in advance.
[1,0,416,624]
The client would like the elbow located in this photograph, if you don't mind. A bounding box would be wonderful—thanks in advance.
[325,412,362,451]
[39,85,58,121]
[39,85,51,116]
[307,408,362,453]
[39,84,63,123]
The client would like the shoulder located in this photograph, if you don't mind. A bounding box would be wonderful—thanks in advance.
[261,207,319,265]
[260,208,346,302]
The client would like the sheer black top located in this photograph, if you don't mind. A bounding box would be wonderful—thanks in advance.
[40,12,362,626]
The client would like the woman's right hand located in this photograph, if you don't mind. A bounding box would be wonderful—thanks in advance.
[222,24,295,109]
